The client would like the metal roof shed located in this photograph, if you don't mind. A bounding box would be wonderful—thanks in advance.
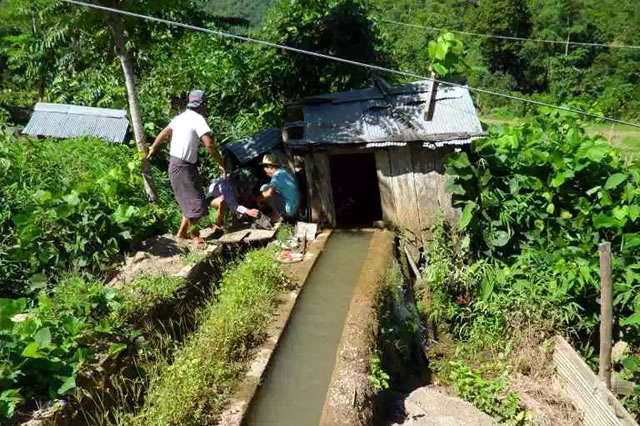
[23,103,130,143]
[224,128,282,166]
[283,80,485,232]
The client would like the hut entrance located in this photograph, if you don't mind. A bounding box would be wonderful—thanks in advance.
[329,153,382,227]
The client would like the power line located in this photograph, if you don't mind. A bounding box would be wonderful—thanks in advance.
[379,18,640,50]
[61,0,640,129]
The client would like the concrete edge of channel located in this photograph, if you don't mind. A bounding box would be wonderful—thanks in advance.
[218,229,334,426]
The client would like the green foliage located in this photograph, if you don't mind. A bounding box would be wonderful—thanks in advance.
[199,0,273,26]
[372,0,640,120]
[427,32,466,78]
[130,248,286,425]
[0,276,123,420]
[368,353,390,392]
[0,134,175,298]
[449,361,531,425]
[111,275,187,324]
[439,112,640,415]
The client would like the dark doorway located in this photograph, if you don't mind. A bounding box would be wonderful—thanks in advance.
[329,153,383,227]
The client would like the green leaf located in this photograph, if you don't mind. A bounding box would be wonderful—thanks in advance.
[21,342,40,358]
[57,376,76,395]
[29,274,48,292]
[551,173,567,188]
[487,229,510,248]
[0,389,24,419]
[605,173,627,190]
[625,234,640,251]
[63,191,80,206]
[593,214,618,229]
[546,203,555,214]
[622,355,640,371]
[445,178,465,195]
[628,205,640,222]
[458,201,477,230]
[34,327,52,349]
[586,146,609,162]
[108,343,128,358]
[431,62,447,76]
[613,206,628,221]
[586,185,601,196]
[622,312,640,326]
[35,190,53,204]
[448,152,471,169]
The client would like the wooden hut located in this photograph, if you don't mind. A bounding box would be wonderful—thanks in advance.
[282,80,485,232]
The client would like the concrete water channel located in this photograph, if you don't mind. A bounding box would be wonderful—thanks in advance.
[246,230,376,426]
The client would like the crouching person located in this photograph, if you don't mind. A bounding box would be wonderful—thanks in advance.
[207,170,261,230]
[258,154,300,222]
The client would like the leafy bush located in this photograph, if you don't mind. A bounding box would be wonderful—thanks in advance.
[437,111,640,414]
[445,110,640,336]
[0,276,122,419]
[449,361,531,425]
[0,134,176,297]
[130,248,285,425]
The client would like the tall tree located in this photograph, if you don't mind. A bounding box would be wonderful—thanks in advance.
[98,0,160,200]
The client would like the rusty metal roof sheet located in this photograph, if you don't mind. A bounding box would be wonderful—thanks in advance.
[287,82,484,148]
[224,128,282,165]
[23,103,129,143]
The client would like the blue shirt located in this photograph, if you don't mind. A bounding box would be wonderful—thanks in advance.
[270,169,300,217]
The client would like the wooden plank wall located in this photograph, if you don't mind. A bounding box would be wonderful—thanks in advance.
[304,153,336,226]
[374,150,397,225]
[387,147,421,231]
[553,336,637,426]
[303,146,458,232]
[411,146,459,230]
[382,146,458,233]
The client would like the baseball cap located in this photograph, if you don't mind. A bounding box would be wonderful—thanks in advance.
[187,90,205,108]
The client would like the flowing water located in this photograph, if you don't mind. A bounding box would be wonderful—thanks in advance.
[245,230,373,426]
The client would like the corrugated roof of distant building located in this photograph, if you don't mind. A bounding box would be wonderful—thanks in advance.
[23,103,129,143]
[224,128,282,165]
[286,81,484,147]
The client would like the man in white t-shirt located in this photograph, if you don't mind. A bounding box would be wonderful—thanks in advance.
[146,90,225,244]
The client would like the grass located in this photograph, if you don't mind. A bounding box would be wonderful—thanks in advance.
[180,251,207,265]
[111,275,187,324]
[127,248,286,426]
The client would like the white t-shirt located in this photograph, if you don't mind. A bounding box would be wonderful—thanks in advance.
[168,109,211,164]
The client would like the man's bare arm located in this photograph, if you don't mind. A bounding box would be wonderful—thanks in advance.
[147,126,172,158]
[201,133,226,176]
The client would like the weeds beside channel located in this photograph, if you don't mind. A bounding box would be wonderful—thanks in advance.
[125,247,286,426]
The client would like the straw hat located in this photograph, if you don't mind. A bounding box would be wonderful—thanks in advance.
[259,154,280,167]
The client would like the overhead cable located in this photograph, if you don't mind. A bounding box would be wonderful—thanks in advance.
[60,0,640,129]
[380,18,640,50]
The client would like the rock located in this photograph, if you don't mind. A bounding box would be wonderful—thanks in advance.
[392,386,497,426]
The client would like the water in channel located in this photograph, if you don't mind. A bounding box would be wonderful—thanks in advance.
[245,230,373,426]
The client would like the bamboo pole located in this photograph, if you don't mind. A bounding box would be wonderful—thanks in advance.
[598,242,613,390]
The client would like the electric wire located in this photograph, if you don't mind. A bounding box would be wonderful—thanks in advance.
[60,0,640,129]
[379,18,640,50]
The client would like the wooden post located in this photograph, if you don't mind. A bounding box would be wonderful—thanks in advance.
[599,242,613,390]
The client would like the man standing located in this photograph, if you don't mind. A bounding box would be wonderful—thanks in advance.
[147,90,225,244]
[258,154,300,221]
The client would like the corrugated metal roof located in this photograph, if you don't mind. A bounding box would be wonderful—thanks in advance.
[23,103,129,143]
[224,128,282,165]
[287,81,484,148]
